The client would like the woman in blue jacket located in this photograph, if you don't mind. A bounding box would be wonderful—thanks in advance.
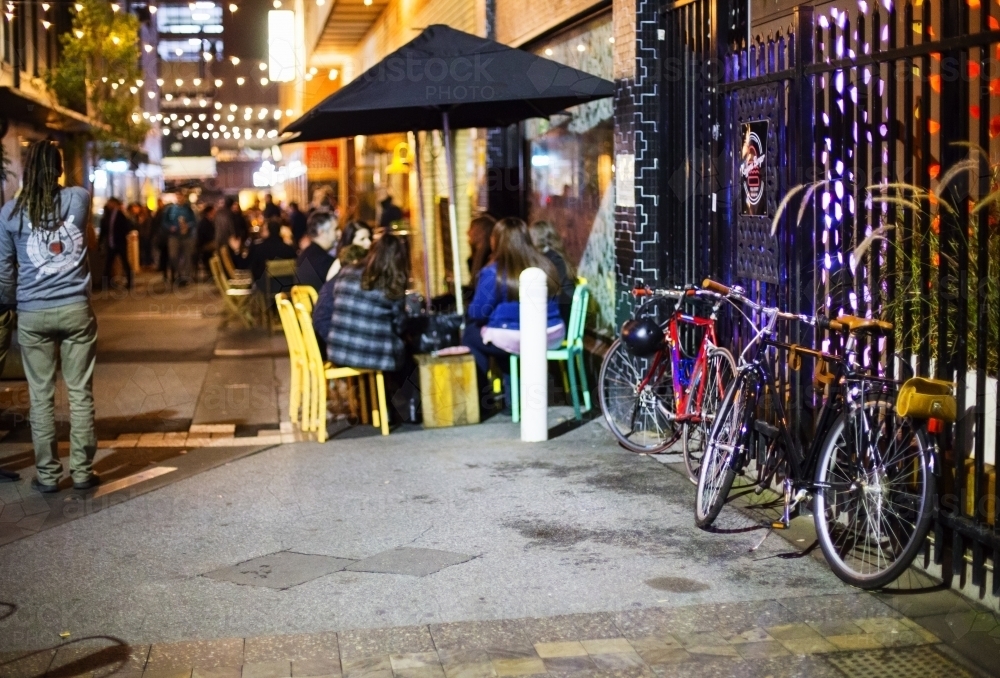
[462,217,565,399]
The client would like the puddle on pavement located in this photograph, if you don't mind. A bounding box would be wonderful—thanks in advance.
[645,576,710,593]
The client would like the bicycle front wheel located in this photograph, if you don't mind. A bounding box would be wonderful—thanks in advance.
[682,348,737,484]
[598,338,678,453]
[813,400,935,589]
[695,371,750,528]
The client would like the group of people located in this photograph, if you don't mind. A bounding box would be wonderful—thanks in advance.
[296,208,576,420]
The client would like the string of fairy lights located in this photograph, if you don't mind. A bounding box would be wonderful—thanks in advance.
[0,1,338,143]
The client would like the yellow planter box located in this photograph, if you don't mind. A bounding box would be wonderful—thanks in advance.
[416,353,480,428]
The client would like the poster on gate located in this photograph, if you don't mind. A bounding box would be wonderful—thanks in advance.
[739,120,768,216]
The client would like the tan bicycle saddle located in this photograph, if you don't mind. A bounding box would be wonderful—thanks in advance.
[836,315,893,336]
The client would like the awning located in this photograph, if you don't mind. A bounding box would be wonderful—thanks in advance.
[0,86,101,134]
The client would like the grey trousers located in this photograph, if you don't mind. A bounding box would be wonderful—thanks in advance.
[18,301,98,484]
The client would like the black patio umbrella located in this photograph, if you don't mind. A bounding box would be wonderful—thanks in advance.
[281,24,613,314]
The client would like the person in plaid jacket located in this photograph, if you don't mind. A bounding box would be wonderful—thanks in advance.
[325,233,408,372]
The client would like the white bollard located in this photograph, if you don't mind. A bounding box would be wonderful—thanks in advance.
[519,267,548,442]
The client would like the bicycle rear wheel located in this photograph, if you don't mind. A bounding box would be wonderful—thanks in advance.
[813,400,935,589]
[682,348,737,484]
[695,371,750,528]
[598,338,678,453]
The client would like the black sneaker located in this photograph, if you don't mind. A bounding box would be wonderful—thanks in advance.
[73,475,101,490]
[31,478,59,493]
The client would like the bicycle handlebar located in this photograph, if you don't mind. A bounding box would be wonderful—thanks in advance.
[701,279,731,296]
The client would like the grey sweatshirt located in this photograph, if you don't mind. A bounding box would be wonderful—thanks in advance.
[0,186,93,311]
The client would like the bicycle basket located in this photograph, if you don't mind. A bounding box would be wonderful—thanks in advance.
[895,378,957,422]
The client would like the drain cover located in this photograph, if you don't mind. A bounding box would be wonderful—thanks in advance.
[345,547,473,577]
[824,646,971,678]
[203,551,354,589]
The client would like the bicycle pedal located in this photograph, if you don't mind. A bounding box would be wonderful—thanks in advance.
[771,521,789,530]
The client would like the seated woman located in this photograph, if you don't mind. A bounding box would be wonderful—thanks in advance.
[462,217,565,398]
[529,220,576,327]
[312,244,369,353]
[326,221,373,281]
[325,233,408,374]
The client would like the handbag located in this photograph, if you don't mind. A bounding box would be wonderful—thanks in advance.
[401,312,463,354]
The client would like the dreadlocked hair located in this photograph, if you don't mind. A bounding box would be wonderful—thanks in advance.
[13,140,63,231]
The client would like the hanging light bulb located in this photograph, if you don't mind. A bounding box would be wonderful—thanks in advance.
[193,78,202,86]
[273,0,281,7]
[156,78,165,86]
[148,91,156,99]
[75,29,85,38]
[203,52,213,61]
[328,68,339,80]
[259,62,267,71]
[175,78,184,86]
[136,79,144,87]
[74,2,83,10]
[149,4,157,12]
[214,79,222,87]
[236,77,245,86]
[111,3,120,11]
[41,20,51,29]
[304,73,314,81]
[228,3,237,10]
[129,86,137,93]
[231,56,240,65]
[41,3,49,11]
[260,77,269,86]
[183,97,191,105]
[111,35,120,44]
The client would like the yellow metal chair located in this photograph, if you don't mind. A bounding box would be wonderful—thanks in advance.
[219,245,252,285]
[265,259,297,331]
[291,285,318,314]
[276,294,307,427]
[210,256,256,328]
[293,302,390,440]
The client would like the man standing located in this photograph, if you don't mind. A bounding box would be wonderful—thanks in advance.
[262,193,282,220]
[288,201,308,248]
[163,195,196,287]
[100,198,135,290]
[0,140,99,492]
[197,203,216,280]
[294,210,337,292]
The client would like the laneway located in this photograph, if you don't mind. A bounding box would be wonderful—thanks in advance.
[0,417,994,676]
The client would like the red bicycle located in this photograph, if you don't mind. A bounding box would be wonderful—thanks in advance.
[598,287,736,482]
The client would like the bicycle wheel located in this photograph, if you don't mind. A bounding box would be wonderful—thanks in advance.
[695,371,750,528]
[682,347,737,484]
[598,338,678,453]
[813,400,935,589]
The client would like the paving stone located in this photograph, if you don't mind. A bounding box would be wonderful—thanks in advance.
[48,643,149,677]
[0,649,55,678]
[539,655,597,674]
[441,663,495,678]
[776,636,838,655]
[806,620,866,637]
[775,593,899,624]
[764,624,822,642]
[825,634,884,651]
[143,670,193,678]
[731,641,789,660]
[588,650,645,672]
[487,657,545,677]
[632,646,691,666]
[241,662,290,678]
[647,655,742,678]
[290,660,340,678]
[614,606,719,638]
[202,552,353,590]
[191,668,240,678]
[0,503,24,523]
[519,612,619,644]
[532,642,585,659]
[146,639,244,670]
[579,638,633,656]
[388,653,439,671]
[721,627,772,644]
[875,588,972,619]
[430,621,533,655]
[344,548,473,577]
[683,645,738,658]
[337,627,435,663]
[245,634,339,664]
[338,655,390,678]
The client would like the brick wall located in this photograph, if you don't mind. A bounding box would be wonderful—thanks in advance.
[495,0,601,46]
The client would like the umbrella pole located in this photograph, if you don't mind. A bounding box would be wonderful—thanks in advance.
[441,111,464,317]
[412,131,432,313]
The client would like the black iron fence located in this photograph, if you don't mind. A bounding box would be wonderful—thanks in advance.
[661,0,1000,599]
